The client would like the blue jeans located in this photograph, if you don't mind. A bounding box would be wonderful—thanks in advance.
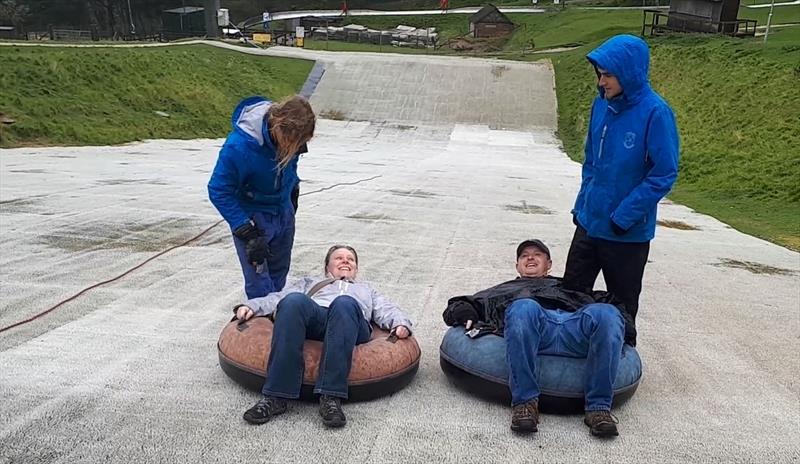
[505,299,624,411]
[262,293,372,399]
[233,209,295,299]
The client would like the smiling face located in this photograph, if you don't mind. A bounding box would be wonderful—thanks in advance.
[516,246,552,278]
[597,67,623,100]
[325,246,358,280]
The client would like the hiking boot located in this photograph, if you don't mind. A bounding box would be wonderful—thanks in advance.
[584,410,619,438]
[510,399,539,433]
[243,396,288,425]
[319,394,346,428]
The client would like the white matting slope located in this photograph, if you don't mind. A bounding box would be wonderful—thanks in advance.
[1,50,798,464]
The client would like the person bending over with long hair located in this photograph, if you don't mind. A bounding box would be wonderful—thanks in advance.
[209,95,315,299]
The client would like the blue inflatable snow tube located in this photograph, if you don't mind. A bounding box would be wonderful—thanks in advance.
[439,326,642,414]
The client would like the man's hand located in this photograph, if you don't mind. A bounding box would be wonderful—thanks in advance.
[236,305,254,321]
[394,326,410,339]
[233,222,271,265]
[449,302,480,327]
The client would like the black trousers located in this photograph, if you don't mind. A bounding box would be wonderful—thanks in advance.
[563,225,650,324]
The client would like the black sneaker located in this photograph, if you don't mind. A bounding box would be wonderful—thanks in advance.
[510,399,539,433]
[243,396,288,425]
[319,395,346,428]
[584,410,619,438]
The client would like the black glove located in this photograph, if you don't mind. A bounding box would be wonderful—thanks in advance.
[610,219,628,236]
[446,301,480,327]
[233,222,270,265]
[290,184,299,213]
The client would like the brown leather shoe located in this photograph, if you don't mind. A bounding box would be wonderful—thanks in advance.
[510,399,539,433]
[584,410,619,438]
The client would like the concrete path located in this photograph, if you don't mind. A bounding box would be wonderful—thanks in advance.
[1,48,799,464]
[745,0,800,7]
[267,7,547,22]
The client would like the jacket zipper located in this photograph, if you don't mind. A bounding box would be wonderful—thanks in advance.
[598,125,608,160]
[336,280,348,295]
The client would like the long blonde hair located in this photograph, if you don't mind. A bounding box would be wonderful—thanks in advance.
[267,95,316,168]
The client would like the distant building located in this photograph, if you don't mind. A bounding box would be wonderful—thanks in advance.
[469,4,514,38]
[643,0,756,37]
[162,6,206,40]
[0,25,17,40]
[669,0,742,33]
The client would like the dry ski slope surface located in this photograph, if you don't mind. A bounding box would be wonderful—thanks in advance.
[1,46,798,463]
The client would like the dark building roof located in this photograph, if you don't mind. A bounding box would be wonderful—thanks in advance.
[469,4,513,24]
[163,6,204,15]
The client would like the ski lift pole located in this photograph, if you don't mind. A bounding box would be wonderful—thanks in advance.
[127,0,135,35]
[763,0,776,43]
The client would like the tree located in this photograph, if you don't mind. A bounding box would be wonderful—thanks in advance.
[0,0,30,29]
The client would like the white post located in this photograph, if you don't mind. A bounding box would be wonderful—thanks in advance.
[763,0,776,43]
[126,0,135,34]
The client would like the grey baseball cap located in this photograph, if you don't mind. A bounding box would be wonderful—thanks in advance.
[516,239,551,259]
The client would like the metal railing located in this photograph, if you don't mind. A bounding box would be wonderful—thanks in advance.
[51,28,93,41]
[310,26,438,49]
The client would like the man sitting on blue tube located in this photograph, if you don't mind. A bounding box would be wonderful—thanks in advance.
[442,239,635,438]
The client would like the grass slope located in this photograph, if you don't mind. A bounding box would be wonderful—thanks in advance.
[0,45,313,147]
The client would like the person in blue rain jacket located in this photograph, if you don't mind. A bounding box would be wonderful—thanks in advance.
[565,34,680,340]
[208,95,316,299]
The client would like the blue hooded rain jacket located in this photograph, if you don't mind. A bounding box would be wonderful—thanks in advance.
[573,35,680,243]
[208,96,300,231]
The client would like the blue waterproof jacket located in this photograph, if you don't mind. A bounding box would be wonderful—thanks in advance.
[208,97,300,230]
[573,35,679,242]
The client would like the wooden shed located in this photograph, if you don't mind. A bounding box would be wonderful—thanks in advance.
[642,0,756,36]
[469,4,514,38]
[0,25,17,39]
[668,0,742,33]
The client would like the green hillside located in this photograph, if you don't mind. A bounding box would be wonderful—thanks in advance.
[0,44,313,147]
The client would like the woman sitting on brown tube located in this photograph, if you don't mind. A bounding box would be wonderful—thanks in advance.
[234,245,413,428]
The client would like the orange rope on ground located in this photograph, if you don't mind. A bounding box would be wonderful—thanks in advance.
[0,175,382,334]
[0,220,223,334]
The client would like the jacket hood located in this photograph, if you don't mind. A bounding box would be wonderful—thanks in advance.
[230,96,277,151]
[587,35,650,103]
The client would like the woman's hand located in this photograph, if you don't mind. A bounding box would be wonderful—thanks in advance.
[236,305,254,321]
[394,326,410,339]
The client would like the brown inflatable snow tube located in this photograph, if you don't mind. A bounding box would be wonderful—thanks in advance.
[218,317,421,401]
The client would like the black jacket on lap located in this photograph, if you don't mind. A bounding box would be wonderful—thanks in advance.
[443,276,637,346]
